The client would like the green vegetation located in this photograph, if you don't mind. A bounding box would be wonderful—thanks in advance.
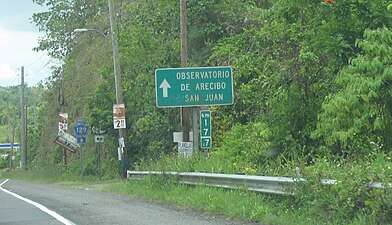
[104,177,388,225]
[0,85,45,170]
[0,0,391,224]
[2,162,390,225]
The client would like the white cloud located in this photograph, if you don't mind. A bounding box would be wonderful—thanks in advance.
[0,28,53,87]
[0,62,17,80]
[0,1,53,87]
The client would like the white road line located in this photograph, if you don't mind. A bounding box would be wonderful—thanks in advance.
[0,179,9,187]
[0,179,75,225]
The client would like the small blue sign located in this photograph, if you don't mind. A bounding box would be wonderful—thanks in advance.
[74,124,89,136]
[75,117,86,123]
[77,137,87,144]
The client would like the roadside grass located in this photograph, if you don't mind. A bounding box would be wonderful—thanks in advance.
[0,169,116,188]
[0,169,379,225]
[1,153,389,225]
[1,169,292,224]
[101,176,379,225]
[102,177,289,225]
[0,168,65,183]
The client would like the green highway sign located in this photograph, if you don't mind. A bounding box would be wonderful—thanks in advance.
[200,110,211,137]
[155,66,233,108]
[200,110,212,149]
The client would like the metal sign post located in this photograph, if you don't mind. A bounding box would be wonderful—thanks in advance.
[73,122,89,176]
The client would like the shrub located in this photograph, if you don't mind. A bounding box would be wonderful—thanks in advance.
[297,151,392,224]
[211,122,272,174]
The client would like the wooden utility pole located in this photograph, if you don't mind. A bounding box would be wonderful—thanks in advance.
[180,0,191,142]
[108,0,128,177]
[9,124,15,169]
[59,72,67,167]
[20,66,27,169]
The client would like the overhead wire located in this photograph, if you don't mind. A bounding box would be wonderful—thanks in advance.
[0,52,53,87]
[25,52,46,68]
[24,53,58,85]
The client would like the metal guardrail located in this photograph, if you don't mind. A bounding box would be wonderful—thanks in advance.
[128,171,302,195]
[127,171,392,195]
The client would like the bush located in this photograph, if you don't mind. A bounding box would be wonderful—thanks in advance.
[0,155,9,169]
[296,151,392,224]
[211,122,272,174]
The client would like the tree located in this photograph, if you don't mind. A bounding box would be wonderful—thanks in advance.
[0,103,19,169]
[313,27,392,155]
[209,0,392,158]
[32,0,106,58]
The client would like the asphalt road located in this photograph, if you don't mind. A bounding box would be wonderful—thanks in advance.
[0,182,64,225]
[0,179,255,225]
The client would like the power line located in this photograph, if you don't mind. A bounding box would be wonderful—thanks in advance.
[25,52,46,68]
[27,59,53,77]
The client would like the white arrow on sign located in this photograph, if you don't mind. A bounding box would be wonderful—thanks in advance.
[159,79,171,98]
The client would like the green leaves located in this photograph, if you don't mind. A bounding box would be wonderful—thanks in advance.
[32,0,106,58]
[315,27,392,153]
[212,122,272,173]
[28,0,392,179]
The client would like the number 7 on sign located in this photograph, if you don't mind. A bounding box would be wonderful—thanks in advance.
[201,137,211,149]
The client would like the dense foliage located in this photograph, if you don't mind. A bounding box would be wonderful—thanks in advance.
[0,85,45,169]
[29,0,392,164]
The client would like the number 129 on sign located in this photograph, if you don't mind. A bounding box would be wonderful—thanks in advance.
[113,119,126,129]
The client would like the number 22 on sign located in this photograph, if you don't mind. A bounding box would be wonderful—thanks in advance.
[114,119,126,129]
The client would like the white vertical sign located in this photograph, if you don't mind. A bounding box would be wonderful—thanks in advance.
[58,112,68,134]
[113,104,126,129]
[178,142,193,157]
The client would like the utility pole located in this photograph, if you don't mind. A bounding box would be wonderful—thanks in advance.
[33,106,37,131]
[9,122,15,169]
[59,72,67,167]
[180,0,191,143]
[108,0,128,177]
[192,108,199,153]
[20,66,27,169]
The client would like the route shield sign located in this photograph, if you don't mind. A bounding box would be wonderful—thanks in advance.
[77,137,87,144]
[155,66,233,108]
[74,124,89,136]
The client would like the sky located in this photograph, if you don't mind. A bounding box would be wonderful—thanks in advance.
[0,0,54,87]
